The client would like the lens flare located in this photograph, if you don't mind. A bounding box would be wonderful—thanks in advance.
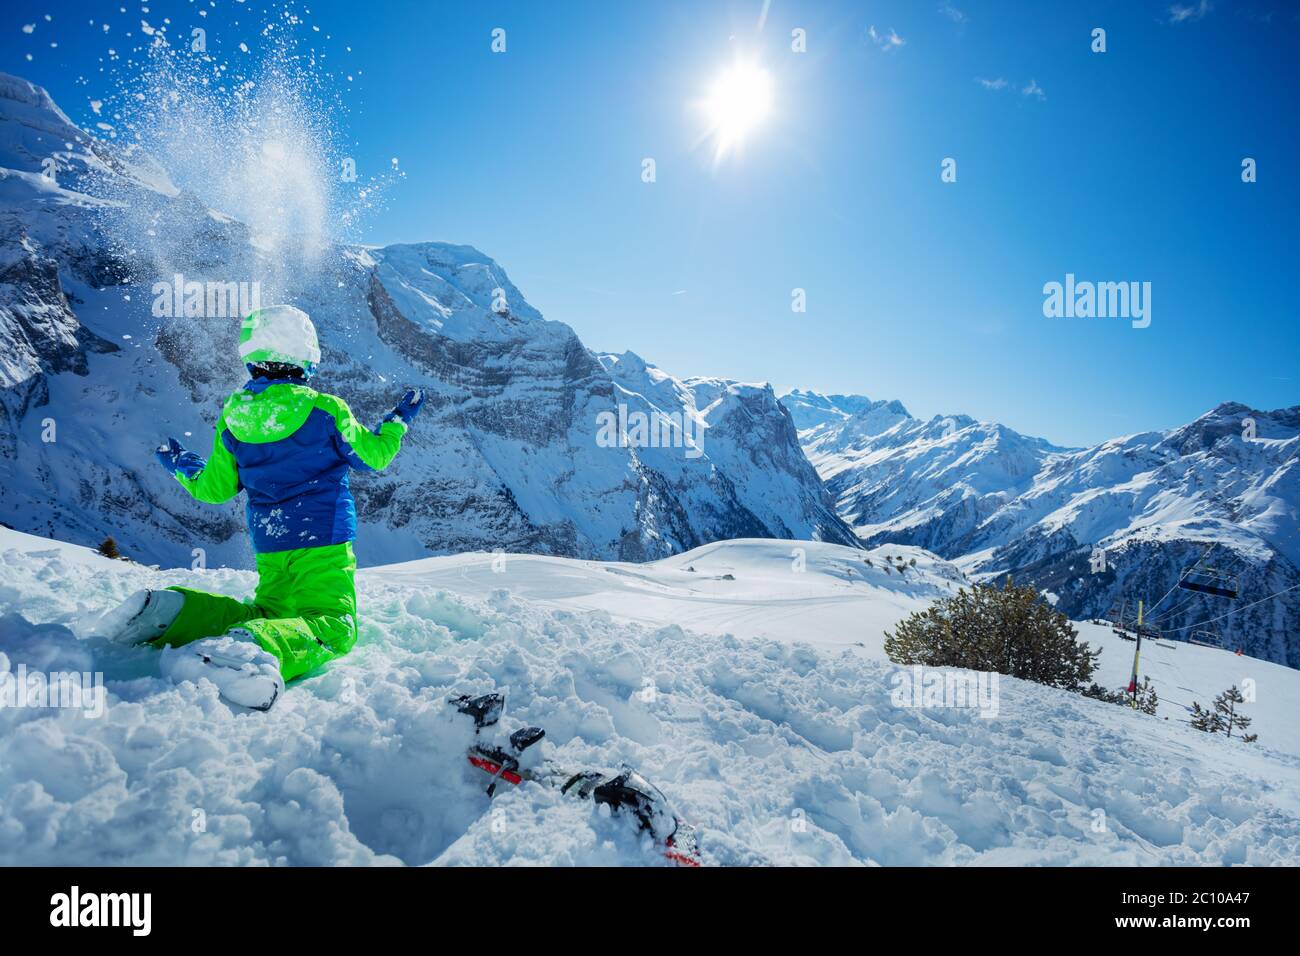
[701,59,773,162]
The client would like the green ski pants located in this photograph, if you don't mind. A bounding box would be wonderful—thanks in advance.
[157,541,358,683]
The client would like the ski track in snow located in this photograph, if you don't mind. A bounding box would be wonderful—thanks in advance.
[1,528,1298,866]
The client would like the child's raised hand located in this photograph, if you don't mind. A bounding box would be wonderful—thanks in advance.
[155,437,207,479]
[387,388,425,425]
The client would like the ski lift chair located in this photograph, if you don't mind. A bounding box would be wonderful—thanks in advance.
[1137,622,1164,643]
[1188,628,1224,649]
[1177,566,1239,599]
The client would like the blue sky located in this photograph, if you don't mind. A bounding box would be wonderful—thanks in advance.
[4,0,1298,446]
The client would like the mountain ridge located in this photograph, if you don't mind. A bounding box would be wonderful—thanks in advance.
[778,390,1300,666]
[0,72,859,569]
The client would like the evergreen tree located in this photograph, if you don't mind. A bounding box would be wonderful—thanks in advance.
[97,536,121,560]
[1132,676,1159,715]
[1213,686,1252,739]
[1082,683,1126,706]
[1082,676,1158,715]
[884,577,1099,690]
[1189,701,1223,732]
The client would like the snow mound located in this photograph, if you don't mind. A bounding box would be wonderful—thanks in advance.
[1,528,1298,866]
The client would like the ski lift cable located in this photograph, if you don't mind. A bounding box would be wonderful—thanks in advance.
[1177,558,1245,599]
[1154,578,1235,625]
[1152,598,1196,625]
[1154,561,1242,623]
[1198,547,1249,581]
[1145,542,1216,617]
[1165,582,1300,632]
[1150,589,1200,624]
[1151,550,1249,624]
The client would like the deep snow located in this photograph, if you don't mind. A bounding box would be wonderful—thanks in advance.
[1,526,1298,866]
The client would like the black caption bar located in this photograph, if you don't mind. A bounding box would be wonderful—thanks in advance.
[0,866,1282,941]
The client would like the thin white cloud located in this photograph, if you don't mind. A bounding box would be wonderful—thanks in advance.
[977,77,1008,90]
[1022,78,1045,101]
[1168,0,1212,23]
[867,25,906,51]
[940,2,967,23]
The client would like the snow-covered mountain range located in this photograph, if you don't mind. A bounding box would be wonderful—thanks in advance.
[781,389,1300,667]
[0,72,856,570]
[1,69,1295,669]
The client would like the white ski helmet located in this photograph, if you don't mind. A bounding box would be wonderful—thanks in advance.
[239,304,321,373]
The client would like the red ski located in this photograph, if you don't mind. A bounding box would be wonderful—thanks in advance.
[452,693,702,867]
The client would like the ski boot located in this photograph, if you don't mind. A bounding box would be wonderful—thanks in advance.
[562,766,698,863]
[99,588,186,645]
[161,630,285,711]
[449,691,505,732]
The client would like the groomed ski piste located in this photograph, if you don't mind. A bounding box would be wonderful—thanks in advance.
[2,525,1298,866]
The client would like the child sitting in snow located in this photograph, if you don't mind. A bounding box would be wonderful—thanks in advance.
[100,304,423,710]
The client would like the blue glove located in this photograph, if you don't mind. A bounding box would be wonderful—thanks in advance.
[386,388,425,425]
[155,437,206,479]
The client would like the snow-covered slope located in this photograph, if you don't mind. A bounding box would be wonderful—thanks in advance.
[379,536,963,658]
[2,527,1297,866]
[0,72,855,569]
[781,391,1300,668]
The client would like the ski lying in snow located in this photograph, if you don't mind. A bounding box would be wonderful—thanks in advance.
[450,692,701,867]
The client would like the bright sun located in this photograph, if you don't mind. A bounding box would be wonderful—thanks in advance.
[702,60,773,161]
